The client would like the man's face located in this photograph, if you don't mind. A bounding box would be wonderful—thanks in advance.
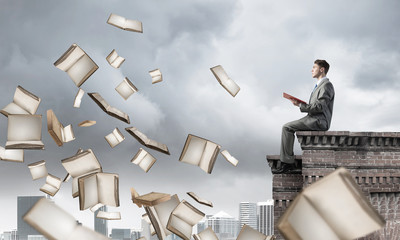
[311,64,324,78]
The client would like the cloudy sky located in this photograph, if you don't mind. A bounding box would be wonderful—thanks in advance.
[1,0,400,234]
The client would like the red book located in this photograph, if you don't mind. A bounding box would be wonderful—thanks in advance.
[283,92,307,105]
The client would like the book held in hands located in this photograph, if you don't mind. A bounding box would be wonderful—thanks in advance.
[283,92,306,105]
[1,85,41,117]
[107,13,143,33]
[210,65,240,97]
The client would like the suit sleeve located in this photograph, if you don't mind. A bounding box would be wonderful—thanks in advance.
[299,83,334,114]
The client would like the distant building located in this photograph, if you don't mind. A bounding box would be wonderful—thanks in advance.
[94,206,108,236]
[27,236,46,240]
[17,196,45,240]
[257,200,274,235]
[2,230,18,240]
[111,229,131,240]
[198,211,240,240]
[239,202,257,230]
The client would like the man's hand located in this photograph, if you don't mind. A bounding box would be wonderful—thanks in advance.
[290,99,300,107]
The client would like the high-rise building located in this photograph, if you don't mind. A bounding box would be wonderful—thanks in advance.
[94,206,108,236]
[257,200,274,235]
[17,196,45,240]
[198,211,239,240]
[239,202,257,230]
[111,229,131,240]
[2,230,18,240]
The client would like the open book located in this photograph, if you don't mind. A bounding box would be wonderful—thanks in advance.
[220,150,239,166]
[283,92,306,105]
[78,172,120,211]
[237,225,273,240]
[105,128,125,148]
[167,200,205,240]
[88,92,130,124]
[179,134,221,174]
[149,69,163,84]
[145,194,180,240]
[125,127,170,155]
[131,187,171,207]
[28,160,48,180]
[131,148,157,172]
[23,198,109,240]
[278,167,385,240]
[106,49,125,68]
[0,146,24,162]
[73,88,85,108]
[210,65,240,97]
[115,77,138,100]
[61,149,103,198]
[1,85,41,117]
[54,43,99,87]
[193,227,219,240]
[187,192,213,207]
[40,174,62,197]
[142,213,156,236]
[78,120,96,127]
[107,13,143,33]
[96,211,121,220]
[47,109,75,146]
[6,114,44,150]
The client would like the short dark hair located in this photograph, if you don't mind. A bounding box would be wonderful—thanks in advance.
[314,59,330,74]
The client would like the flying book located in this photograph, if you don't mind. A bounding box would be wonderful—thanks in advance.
[131,187,171,207]
[278,167,385,240]
[106,49,125,68]
[90,203,104,213]
[96,211,121,220]
[237,225,272,240]
[6,114,44,150]
[142,213,156,236]
[105,128,125,148]
[115,77,138,100]
[107,13,143,33]
[23,198,109,240]
[220,150,239,166]
[179,134,221,174]
[40,174,62,196]
[73,88,85,108]
[187,192,213,207]
[193,227,219,240]
[131,148,157,172]
[47,109,75,146]
[0,146,24,162]
[137,237,146,240]
[78,172,120,211]
[125,127,170,155]
[1,85,41,117]
[78,120,96,127]
[283,92,306,105]
[61,149,103,198]
[210,65,240,97]
[145,194,180,240]
[88,92,130,124]
[167,200,205,240]
[54,43,99,87]
[28,160,48,180]
[149,69,162,84]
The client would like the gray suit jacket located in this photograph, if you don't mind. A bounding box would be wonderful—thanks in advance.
[299,78,335,130]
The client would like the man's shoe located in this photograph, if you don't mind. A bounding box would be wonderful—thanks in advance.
[274,162,295,174]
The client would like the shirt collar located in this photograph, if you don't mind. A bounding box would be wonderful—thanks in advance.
[316,76,328,86]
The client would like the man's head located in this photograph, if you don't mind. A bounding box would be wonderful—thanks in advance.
[312,59,330,79]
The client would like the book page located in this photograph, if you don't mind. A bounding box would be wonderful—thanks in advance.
[153,195,180,237]
[54,44,84,71]
[96,211,121,220]
[138,154,156,172]
[8,115,42,141]
[187,192,213,207]
[67,54,98,87]
[47,109,64,146]
[135,192,171,206]
[167,215,192,240]
[237,225,269,240]
[28,160,47,180]
[111,56,125,68]
[210,65,240,97]
[79,173,99,210]
[115,77,138,100]
[199,141,220,173]
[125,19,143,32]
[222,78,240,97]
[195,227,218,240]
[221,150,239,166]
[179,135,205,166]
[13,86,41,115]
[73,88,85,108]
[107,13,126,29]
[0,146,24,162]
[149,69,162,84]
[106,50,118,63]
[97,173,119,207]
[62,125,75,142]
[172,200,205,226]
[108,106,130,123]
[47,174,62,190]
[61,150,102,178]
[1,102,29,116]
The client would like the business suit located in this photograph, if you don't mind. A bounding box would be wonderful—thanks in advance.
[280,78,335,163]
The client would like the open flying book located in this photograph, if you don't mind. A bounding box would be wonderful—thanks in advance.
[78,120,96,127]
[107,13,143,33]
[145,194,180,240]
[61,149,103,198]
[187,192,213,207]
[283,92,306,105]
[106,49,125,68]
[237,225,273,240]
[73,88,85,108]
[54,43,99,87]
[115,77,138,100]
[125,127,170,155]
[131,187,171,207]
[47,109,75,146]
[210,65,240,97]
[96,211,121,220]
[179,134,221,174]
[167,200,205,240]
[278,167,385,240]
[142,213,156,236]
[105,128,125,148]
[193,227,219,240]
[28,160,48,180]
[1,85,41,117]
[149,69,163,84]
[88,92,130,124]
[0,146,24,162]
[6,114,44,149]
[23,198,109,240]
[220,150,239,166]
[131,148,157,172]
[40,174,62,197]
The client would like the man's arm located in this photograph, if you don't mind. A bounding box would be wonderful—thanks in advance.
[299,83,334,114]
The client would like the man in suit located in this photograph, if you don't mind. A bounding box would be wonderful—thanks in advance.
[276,59,335,174]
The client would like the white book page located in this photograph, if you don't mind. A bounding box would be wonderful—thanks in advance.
[2,102,29,115]
[8,115,42,141]
[105,133,119,148]
[80,174,99,210]
[114,128,124,142]
[56,45,85,71]
[62,125,75,142]
[28,161,48,180]
[138,154,156,172]
[90,203,104,212]
[197,227,218,240]
[168,215,192,240]
[210,65,229,84]
[115,78,137,100]
[47,174,62,189]
[62,150,101,178]
[111,56,125,68]
[107,50,118,64]
[154,195,180,236]
[73,88,85,108]
[1,147,24,162]
[172,201,204,226]
[40,183,59,196]
[97,173,118,207]
[96,211,121,220]
[199,141,218,173]
[67,54,96,86]
[223,78,240,96]
[125,19,142,32]
[107,13,126,28]
[13,87,40,114]
[221,150,239,166]
[180,135,205,166]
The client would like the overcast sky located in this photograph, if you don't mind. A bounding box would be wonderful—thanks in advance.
[1,0,400,234]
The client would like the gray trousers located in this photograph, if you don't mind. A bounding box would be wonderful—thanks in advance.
[280,116,323,163]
